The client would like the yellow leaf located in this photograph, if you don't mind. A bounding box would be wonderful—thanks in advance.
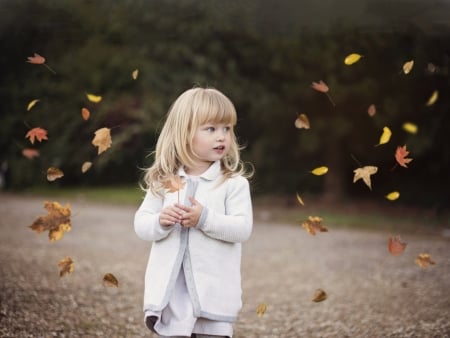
[402,60,414,74]
[81,161,92,173]
[385,191,400,201]
[92,127,112,155]
[58,256,74,277]
[353,166,378,190]
[344,53,363,65]
[29,201,71,242]
[415,253,436,269]
[311,166,328,176]
[377,126,392,146]
[296,192,305,206]
[426,90,438,106]
[294,113,310,129]
[256,303,267,317]
[27,99,40,111]
[86,93,102,103]
[312,288,327,302]
[132,69,139,80]
[402,122,418,134]
[103,273,119,287]
[46,167,64,181]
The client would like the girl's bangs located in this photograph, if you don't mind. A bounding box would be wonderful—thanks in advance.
[196,97,237,126]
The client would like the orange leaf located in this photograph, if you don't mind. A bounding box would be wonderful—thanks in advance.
[92,127,112,155]
[311,80,329,93]
[22,148,40,159]
[301,216,328,236]
[25,127,48,144]
[395,145,413,168]
[29,201,71,242]
[312,288,327,302]
[415,253,436,269]
[81,107,90,121]
[58,256,74,277]
[163,175,186,193]
[103,273,119,287]
[388,235,407,256]
[26,53,45,64]
[47,167,64,182]
[367,104,376,117]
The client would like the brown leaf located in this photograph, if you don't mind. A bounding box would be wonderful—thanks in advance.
[163,175,186,193]
[81,107,90,121]
[103,273,119,287]
[29,201,71,242]
[22,148,40,159]
[47,167,64,182]
[388,235,407,256]
[256,303,267,317]
[415,253,436,269]
[294,113,310,129]
[81,161,92,173]
[25,127,48,144]
[312,288,327,302]
[395,145,413,168]
[301,216,328,236]
[353,166,378,190]
[26,53,46,64]
[92,127,112,155]
[58,256,74,277]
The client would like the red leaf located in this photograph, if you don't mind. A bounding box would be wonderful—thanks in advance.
[388,235,407,256]
[25,127,48,144]
[395,145,413,168]
[26,53,46,64]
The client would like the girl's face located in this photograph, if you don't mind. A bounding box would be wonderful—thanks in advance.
[188,122,232,174]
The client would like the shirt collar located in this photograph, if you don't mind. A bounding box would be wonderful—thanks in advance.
[178,160,222,181]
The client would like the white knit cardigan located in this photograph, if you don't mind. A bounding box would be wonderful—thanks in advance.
[134,161,253,322]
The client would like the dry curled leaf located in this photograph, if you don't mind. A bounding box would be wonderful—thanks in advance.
[312,288,327,302]
[47,167,64,182]
[301,216,328,236]
[415,253,435,269]
[426,90,438,106]
[132,69,139,80]
[58,256,74,277]
[25,127,48,144]
[402,60,414,74]
[256,303,267,317]
[29,201,71,242]
[22,148,40,159]
[395,145,413,168]
[92,127,112,155]
[294,113,310,129]
[81,161,92,173]
[296,192,305,206]
[353,166,378,190]
[103,273,119,287]
[388,235,407,256]
[27,99,40,111]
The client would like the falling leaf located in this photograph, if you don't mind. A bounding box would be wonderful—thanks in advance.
[81,107,90,121]
[425,90,438,106]
[26,53,46,64]
[395,145,413,168]
[132,69,139,80]
[311,166,328,176]
[296,192,305,206]
[386,191,400,201]
[103,273,119,287]
[402,60,414,74]
[388,235,407,256]
[353,166,378,190]
[415,253,435,269]
[367,104,376,117]
[25,127,48,144]
[256,303,267,317]
[311,80,335,106]
[312,289,327,302]
[29,201,71,242]
[86,93,102,103]
[402,122,418,134]
[301,216,328,236]
[163,175,186,193]
[294,113,310,129]
[58,256,74,277]
[376,126,391,146]
[344,53,363,65]
[27,99,40,111]
[92,127,112,155]
[47,167,64,182]
[81,161,92,173]
[22,148,40,159]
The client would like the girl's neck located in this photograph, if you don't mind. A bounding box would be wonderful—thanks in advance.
[185,162,213,176]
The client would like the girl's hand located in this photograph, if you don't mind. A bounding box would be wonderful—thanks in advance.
[176,197,203,228]
[159,205,184,226]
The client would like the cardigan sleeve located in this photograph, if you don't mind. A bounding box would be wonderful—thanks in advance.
[196,176,253,243]
[134,190,175,242]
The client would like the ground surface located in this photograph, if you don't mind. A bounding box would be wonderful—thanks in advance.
[0,193,449,338]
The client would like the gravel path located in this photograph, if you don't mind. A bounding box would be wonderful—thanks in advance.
[0,193,449,338]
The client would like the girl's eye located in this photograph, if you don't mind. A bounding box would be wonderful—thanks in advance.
[224,126,231,132]
[206,126,215,132]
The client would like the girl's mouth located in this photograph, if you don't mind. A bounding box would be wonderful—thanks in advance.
[214,146,225,150]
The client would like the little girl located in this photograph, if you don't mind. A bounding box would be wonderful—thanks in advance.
[134,87,253,338]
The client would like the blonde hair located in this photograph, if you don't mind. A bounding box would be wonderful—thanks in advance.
[143,86,250,194]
